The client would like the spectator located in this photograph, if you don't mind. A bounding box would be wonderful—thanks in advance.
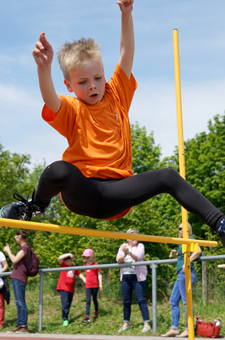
[56,253,85,326]
[4,229,32,333]
[81,249,102,323]
[161,222,201,338]
[116,228,150,333]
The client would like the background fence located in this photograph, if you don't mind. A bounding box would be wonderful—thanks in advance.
[2,254,225,333]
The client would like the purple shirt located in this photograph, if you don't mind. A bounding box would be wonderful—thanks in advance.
[11,244,31,286]
[116,242,147,282]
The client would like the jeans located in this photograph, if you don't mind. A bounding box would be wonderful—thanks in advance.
[170,270,197,330]
[59,290,74,320]
[121,274,149,323]
[85,288,98,316]
[12,279,27,326]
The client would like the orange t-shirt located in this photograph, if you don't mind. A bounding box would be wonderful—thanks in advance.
[42,64,138,219]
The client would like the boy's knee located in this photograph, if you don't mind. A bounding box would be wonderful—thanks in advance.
[42,161,71,183]
[161,168,180,187]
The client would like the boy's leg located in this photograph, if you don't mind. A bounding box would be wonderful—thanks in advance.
[35,163,224,231]
[92,168,225,231]
[0,161,102,221]
[60,290,71,320]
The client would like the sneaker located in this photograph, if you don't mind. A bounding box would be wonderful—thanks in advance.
[141,325,151,333]
[216,219,225,248]
[7,324,21,333]
[0,190,46,221]
[63,320,69,326]
[93,311,98,322]
[118,324,130,332]
[82,316,91,323]
[15,325,29,333]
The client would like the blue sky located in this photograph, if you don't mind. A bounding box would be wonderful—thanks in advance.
[1,0,225,168]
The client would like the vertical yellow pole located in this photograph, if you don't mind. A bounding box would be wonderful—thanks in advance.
[173,29,194,340]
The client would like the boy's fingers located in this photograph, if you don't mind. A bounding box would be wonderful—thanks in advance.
[35,41,45,51]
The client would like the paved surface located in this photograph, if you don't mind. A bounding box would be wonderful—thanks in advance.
[0,333,220,340]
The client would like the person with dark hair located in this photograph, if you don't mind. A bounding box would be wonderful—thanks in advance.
[4,230,31,333]
[56,253,86,326]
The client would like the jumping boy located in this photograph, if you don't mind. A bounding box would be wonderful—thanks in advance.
[1,0,225,247]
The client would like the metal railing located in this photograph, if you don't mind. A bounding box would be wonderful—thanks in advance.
[2,254,225,333]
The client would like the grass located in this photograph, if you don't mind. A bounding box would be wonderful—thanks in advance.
[1,276,225,336]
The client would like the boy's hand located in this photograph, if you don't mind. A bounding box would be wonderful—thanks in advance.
[33,32,53,69]
[117,0,133,14]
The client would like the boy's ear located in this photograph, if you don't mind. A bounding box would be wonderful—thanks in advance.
[64,79,73,93]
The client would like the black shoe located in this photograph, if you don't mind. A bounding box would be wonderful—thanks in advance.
[216,219,225,248]
[82,316,91,323]
[0,191,46,221]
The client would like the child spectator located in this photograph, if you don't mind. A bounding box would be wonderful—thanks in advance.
[81,249,102,323]
[56,253,85,326]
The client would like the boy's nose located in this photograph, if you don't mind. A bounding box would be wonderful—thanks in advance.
[89,83,97,90]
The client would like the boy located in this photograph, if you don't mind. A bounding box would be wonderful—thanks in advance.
[1,0,225,247]
[56,253,85,326]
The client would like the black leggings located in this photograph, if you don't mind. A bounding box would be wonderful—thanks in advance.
[35,161,224,230]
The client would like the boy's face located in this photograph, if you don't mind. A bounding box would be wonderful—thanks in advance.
[65,258,73,266]
[64,59,105,105]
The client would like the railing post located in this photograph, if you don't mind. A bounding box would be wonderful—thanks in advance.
[39,271,44,331]
[150,263,158,334]
[202,253,207,305]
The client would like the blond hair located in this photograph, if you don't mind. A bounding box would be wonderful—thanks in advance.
[57,37,102,80]
[126,228,139,235]
[178,222,192,237]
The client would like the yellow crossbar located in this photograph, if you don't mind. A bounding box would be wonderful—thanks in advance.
[0,217,218,247]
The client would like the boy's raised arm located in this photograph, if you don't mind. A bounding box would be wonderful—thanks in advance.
[33,33,61,114]
[117,0,134,79]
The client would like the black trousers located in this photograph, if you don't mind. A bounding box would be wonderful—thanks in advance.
[35,160,224,230]
[85,288,99,316]
[59,290,73,320]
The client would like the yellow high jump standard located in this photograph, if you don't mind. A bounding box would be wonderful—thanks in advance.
[173,28,203,340]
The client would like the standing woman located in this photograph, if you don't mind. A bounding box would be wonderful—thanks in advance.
[0,250,8,328]
[116,228,150,333]
[4,230,31,333]
[161,222,201,338]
